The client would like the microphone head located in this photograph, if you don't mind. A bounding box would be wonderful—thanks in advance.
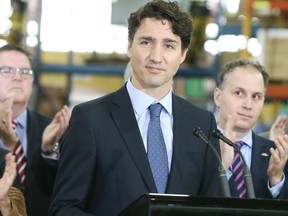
[212,129,234,147]
[212,129,222,138]
[192,127,201,137]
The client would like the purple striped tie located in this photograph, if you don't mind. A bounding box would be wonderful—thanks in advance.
[231,141,246,198]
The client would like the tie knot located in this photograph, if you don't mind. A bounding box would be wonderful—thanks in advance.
[149,103,163,118]
[235,141,245,149]
[12,120,17,130]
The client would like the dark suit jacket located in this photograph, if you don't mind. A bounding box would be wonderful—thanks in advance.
[49,85,222,216]
[251,133,288,199]
[24,110,57,216]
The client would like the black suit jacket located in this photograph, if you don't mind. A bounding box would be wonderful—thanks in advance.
[49,85,222,216]
[251,133,288,199]
[24,110,57,216]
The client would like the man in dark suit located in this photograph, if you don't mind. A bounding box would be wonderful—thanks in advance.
[214,58,288,199]
[49,1,222,215]
[0,44,70,216]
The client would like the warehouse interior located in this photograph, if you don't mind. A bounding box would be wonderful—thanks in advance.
[0,0,288,133]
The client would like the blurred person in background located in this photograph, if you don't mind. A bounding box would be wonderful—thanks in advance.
[214,57,288,199]
[0,44,70,216]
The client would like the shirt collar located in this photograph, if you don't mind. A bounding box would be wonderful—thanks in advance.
[238,131,253,148]
[14,109,27,129]
[217,126,253,148]
[126,78,173,117]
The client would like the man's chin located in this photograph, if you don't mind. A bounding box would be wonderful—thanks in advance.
[234,124,253,133]
[12,96,27,104]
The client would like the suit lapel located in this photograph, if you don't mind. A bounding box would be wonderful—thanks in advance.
[251,133,272,194]
[167,95,200,193]
[111,86,156,192]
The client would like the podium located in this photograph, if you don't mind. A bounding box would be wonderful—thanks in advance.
[119,193,288,216]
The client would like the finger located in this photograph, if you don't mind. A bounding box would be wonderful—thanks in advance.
[283,116,288,129]
[0,107,10,124]
[0,109,13,126]
[58,116,66,133]
[5,153,16,171]
[281,135,288,154]
[270,147,280,164]
[274,115,282,125]
[57,106,70,128]
[278,116,287,129]
[274,136,288,162]
[223,114,236,142]
[2,96,14,110]
[3,153,16,181]
[51,109,65,125]
[62,105,70,114]
[61,109,70,127]
[283,134,288,144]
[61,105,70,116]
[274,138,285,157]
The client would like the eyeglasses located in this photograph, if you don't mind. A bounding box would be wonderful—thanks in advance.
[0,66,33,79]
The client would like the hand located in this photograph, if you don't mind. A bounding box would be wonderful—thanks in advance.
[0,153,17,216]
[41,105,70,153]
[269,115,288,141]
[221,115,236,170]
[267,134,288,186]
[0,96,18,151]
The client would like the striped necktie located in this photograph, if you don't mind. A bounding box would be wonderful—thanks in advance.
[230,141,246,198]
[147,103,169,193]
[12,120,27,187]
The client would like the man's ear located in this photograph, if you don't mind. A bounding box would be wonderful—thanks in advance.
[180,48,188,64]
[127,41,131,58]
[214,87,221,107]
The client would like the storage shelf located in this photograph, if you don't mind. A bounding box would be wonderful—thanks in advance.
[266,85,288,99]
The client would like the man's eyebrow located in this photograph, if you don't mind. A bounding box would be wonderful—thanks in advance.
[163,38,177,43]
[138,36,178,44]
[139,36,153,41]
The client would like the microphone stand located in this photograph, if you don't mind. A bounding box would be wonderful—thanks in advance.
[212,129,255,199]
[193,127,231,197]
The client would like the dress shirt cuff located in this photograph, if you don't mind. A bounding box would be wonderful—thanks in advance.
[268,172,285,198]
[226,169,232,180]
[41,153,59,166]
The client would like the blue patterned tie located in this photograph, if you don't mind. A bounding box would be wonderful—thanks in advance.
[230,141,247,198]
[147,103,169,193]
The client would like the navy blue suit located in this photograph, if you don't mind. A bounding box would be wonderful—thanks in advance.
[251,133,288,199]
[49,85,222,216]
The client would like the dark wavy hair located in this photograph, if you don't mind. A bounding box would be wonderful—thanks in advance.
[128,0,193,52]
[216,58,269,89]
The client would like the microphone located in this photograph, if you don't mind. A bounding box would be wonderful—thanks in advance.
[193,127,231,197]
[212,129,255,199]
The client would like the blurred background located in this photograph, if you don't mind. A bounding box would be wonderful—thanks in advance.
[0,0,287,133]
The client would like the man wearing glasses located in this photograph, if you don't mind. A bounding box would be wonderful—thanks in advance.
[0,44,70,216]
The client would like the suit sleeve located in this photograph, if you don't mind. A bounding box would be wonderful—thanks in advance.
[278,165,288,199]
[48,105,97,216]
